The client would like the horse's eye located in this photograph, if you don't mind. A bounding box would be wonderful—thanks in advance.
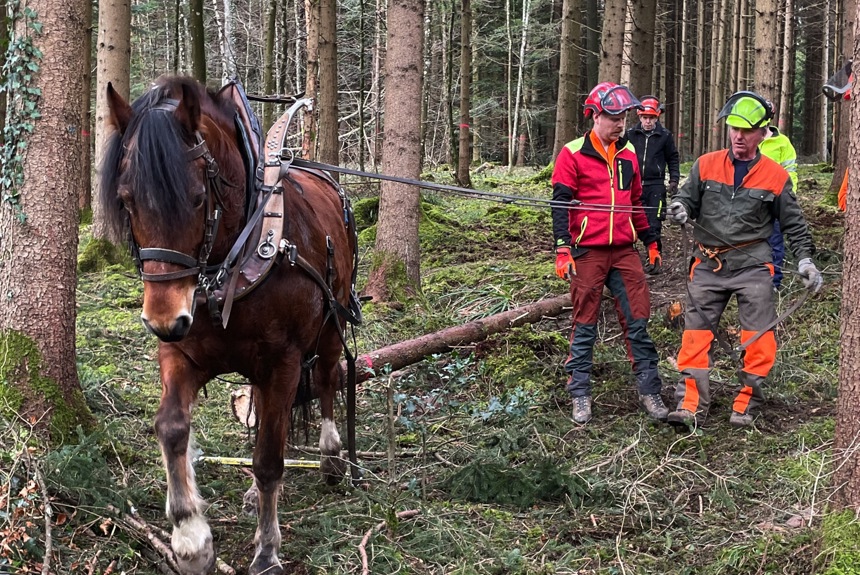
[192,190,206,209]
[118,187,134,207]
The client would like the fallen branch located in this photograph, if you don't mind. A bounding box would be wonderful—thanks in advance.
[358,509,421,574]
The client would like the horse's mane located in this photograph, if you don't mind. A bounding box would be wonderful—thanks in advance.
[99,77,237,242]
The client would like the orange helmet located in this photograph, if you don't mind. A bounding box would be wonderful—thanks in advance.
[583,82,641,118]
[638,96,663,116]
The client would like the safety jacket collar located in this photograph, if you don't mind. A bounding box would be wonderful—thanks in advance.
[581,130,631,163]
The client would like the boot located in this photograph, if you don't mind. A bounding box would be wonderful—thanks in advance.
[571,395,592,424]
[729,411,755,427]
[639,393,669,421]
[667,408,700,431]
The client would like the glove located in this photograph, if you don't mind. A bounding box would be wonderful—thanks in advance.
[668,181,679,196]
[666,201,688,224]
[555,247,576,281]
[647,242,662,274]
[797,258,823,293]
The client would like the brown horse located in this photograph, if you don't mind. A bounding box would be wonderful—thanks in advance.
[99,76,359,575]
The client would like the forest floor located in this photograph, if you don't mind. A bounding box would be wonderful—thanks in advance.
[1,162,856,575]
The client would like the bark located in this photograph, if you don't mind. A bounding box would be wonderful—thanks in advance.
[352,295,570,383]
[92,0,130,240]
[79,7,93,212]
[457,0,472,186]
[833,33,860,512]
[552,0,580,158]
[693,0,705,157]
[262,0,277,128]
[0,0,7,148]
[627,0,658,97]
[830,0,855,192]
[303,0,320,159]
[598,0,626,83]
[753,0,778,96]
[777,0,794,132]
[318,0,339,168]
[508,0,529,171]
[189,0,206,82]
[366,0,424,298]
[0,0,94,437]
[585,0,599,89]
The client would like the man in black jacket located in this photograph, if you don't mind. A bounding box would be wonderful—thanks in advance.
[626,96,681,274]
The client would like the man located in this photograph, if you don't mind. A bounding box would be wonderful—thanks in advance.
[759,120,799,290]
[626,96,680,274]
[665,91,823,430]
[551,81,667,425]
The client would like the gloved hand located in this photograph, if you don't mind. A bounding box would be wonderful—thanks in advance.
[797,258,823,293]
[555,247,576,281]
[668,181,679,196]
[666,201,688,224]
[647,242,662,274]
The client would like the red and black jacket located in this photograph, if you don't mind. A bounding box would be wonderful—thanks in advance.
[551,131,656,250]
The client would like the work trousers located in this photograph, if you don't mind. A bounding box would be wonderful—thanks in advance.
[642,183,667,252]
[564,246,662,398]
[673,261,777,417]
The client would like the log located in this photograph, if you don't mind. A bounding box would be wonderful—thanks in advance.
[349,293,571,383]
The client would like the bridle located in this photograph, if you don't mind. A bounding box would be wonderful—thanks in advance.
[127,98,228,307]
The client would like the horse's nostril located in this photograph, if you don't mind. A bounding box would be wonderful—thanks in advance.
[172,315,191,336]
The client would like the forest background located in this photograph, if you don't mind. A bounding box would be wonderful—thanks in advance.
[3,0,860,573]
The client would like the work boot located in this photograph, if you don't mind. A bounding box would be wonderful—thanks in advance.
[571,395,592,424]
[667,408,699,431]
[639,393,669,421]
[729,411,755,428]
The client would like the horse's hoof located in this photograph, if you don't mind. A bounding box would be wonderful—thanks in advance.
[174,543,216,575]
[172,516,216,574]
[249,555,284,575]
[242,483,259,516]
[321,454,347,485]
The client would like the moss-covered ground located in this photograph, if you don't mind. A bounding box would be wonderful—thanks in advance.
[1,164,855,574]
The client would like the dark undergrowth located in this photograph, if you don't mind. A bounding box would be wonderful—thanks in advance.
[1,164,854,574]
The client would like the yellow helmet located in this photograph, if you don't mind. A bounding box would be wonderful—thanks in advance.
[716,91,772,128]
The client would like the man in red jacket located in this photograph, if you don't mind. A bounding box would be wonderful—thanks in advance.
[552,82,667,425]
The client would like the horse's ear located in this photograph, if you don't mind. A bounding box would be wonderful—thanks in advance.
[106,82,132,134]
[175,83,201,133]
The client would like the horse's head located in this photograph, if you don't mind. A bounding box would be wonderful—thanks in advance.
[100,77,244,341]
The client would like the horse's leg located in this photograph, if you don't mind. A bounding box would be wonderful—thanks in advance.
[153,345,215,575]
[317,354,347,485]
[248,360,299,575]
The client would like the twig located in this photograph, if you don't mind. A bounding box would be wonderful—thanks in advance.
[86,550,102,575]
[103,559,117,575]
[30,455,52,575]
[358,509,421,574]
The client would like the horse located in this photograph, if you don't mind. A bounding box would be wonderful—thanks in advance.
[99,76,360,575]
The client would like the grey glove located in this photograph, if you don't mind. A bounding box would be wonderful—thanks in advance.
[797,258,823,293]
[666,201,688,224]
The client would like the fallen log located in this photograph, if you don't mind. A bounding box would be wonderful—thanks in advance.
[231,293,571,424]
[349,293,571,383]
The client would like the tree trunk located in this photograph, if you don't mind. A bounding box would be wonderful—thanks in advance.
[262,0,277,128]
[693,0,705,157]
[508,0,529,171]
[92,0,131,240]
[777,0,794,130]
[318,0,339,168]
[585,0,599,89]
[457,0,472,186]
[552,0,580,158]
[79,7,93,212]
[189,0,206,82]
[303,0,320,159]
[0,0,94,438]
[598,0,626,83]
[366,0,424,300]
[829,0,854,192]
[753,0,778,96]
[833,44,860,512]
[627,0,658,97]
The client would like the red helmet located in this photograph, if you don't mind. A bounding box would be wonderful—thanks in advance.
[583,82,641,118]
[637,96,663,116]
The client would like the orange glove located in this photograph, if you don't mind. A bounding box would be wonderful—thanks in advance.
[555,247,576,280]
[647,242,662,274]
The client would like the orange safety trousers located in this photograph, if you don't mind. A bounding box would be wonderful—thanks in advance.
[673,260,777,417]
